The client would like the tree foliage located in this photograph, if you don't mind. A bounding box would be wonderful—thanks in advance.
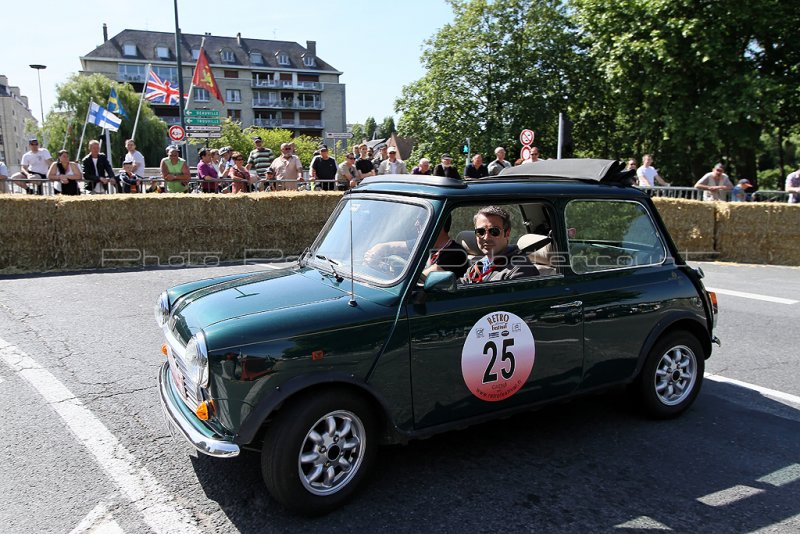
[41,73,166,166]
[201,120,321,167]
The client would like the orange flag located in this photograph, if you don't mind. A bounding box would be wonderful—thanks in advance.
[192,48,224,103]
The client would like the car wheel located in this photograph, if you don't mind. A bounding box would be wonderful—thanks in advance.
[637,331,705,418]
[261,389,377,515]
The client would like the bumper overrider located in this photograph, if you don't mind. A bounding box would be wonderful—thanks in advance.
[159,362,240,458]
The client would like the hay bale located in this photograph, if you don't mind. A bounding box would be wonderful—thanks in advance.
[718,202,800,266]
[0,196,60,273]
[652,198,716,259]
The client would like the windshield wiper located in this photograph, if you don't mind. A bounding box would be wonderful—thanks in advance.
[315,255,344,282]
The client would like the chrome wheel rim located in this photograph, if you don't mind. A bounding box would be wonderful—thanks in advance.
[298,410,365,496]
[654,344,698,406]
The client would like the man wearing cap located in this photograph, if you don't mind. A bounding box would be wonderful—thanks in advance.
[488,147,512,176]
[310,145,337,191]
[732,179,753,202]
[12,138,52,194]
[378,146,407,175]
[218,147,234,175]
[695,163,733,201]
[246,137,275,184]
[786,166,800,204]
[433,154,461,180]
[269,142,304,190]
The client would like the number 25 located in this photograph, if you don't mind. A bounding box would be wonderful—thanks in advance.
[482,338,515,383]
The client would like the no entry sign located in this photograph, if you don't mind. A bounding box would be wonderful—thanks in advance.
[168,125,186,142]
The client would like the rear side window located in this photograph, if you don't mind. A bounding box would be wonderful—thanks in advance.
[564,200,666,274]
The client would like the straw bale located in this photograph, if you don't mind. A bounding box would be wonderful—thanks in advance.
[0,196,60,273]
[652,198,716,259]
[717,202,800,265]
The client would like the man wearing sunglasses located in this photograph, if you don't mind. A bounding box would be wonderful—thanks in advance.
[462,206,538,283]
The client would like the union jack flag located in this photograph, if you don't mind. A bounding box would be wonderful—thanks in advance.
[144,70,185,105]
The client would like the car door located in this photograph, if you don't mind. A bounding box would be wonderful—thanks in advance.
[406,274,584,429]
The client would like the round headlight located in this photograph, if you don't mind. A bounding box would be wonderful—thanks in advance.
[185,331,210,388]
[154,291,170,327]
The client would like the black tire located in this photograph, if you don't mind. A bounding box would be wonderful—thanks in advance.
[261,389,377,516]
[636,331,705,418]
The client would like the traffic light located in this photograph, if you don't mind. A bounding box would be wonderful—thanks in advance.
[462,138,470,154]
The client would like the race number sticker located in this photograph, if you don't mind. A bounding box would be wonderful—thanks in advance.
[461,311,535,402]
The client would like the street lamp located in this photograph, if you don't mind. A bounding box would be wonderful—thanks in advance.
[29,64,47,126]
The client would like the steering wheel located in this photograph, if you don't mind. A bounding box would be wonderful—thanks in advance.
[375,254,408,275]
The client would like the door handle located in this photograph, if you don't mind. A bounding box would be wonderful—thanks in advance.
[550,301,583,310]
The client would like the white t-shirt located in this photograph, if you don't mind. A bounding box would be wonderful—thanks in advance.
[21,149,52,175]
[636,165,659,187]
[123,150,146,173]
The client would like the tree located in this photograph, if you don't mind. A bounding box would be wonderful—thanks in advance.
[364,117,377,140]
[203,122,321,167]
[377,116,396,139]
[41,73,166,166]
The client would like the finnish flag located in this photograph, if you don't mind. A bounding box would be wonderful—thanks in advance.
[87,101,121,132]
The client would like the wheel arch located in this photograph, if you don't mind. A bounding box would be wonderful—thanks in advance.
[633,315,712,379]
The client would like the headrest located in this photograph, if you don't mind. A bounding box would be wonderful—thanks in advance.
[517,233,551,253]
[455,230,480,255]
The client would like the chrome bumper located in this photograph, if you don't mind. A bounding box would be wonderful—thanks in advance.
[158,362,240,458]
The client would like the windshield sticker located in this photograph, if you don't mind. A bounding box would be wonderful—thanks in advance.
[461,311,535,402]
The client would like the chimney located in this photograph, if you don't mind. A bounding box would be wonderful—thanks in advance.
[237,32,242,47]
[306,40,316,56]
[102,23,108,42]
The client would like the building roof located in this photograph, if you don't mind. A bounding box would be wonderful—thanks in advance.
[83,29,340,73]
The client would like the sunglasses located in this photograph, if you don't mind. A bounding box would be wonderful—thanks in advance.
[474,227,503,237]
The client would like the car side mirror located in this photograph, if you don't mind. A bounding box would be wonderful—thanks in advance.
[423,271,456,293]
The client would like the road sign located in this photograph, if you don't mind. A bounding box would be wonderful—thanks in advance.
[168,125,185,142]
[186,125,222,132]
[521,145,533,161]
[186,117,220,125]
[325,132,353,139]
[520,129,535,146]
[185,109,220,117]
[187,132,222,138]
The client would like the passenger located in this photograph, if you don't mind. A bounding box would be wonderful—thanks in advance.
[461,206,539,283]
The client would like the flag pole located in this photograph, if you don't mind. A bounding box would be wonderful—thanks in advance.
[131,63,151,141]
[184,37,204,114]
[76,101,92,161]
[105,127,113,167]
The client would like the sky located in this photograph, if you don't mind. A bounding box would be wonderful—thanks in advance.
[0,0,454,126]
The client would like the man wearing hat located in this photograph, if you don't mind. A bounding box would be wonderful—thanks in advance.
[12,138,52,194]
[310,144,337,191]
[246,137,275,186]
[732,179,753,202]
[695,163,733,201]
[378,146,407,175]
[433,153,461,180]
[218,146,234,175]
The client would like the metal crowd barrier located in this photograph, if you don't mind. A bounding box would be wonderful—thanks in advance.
[751,190,792,203]
[637,185,707,201]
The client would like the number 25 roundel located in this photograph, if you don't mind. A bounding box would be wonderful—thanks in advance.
[461,311,535,402]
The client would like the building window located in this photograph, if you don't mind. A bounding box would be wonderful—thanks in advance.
[156,46,170,59]
[118,64,146,82]
[303,55,316,67]
[152,66,178,83]
[123,43,137,57]
[221,49,235,63]
[228,109,241,121]
[223,70,238,79]
[226,89,242,103]
[192,49,200,60]
[194,88,210,102]
[276,52,290,65]
[250,52,263,65]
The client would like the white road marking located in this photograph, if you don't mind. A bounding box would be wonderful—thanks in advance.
[69,501,124,534]
[0,337,200,534]
[614,516,672,530]
[749,513,800,533]
[704,287,798,305]
[757,464,800,488]
[705,373,800,407]
[696,485,764,507]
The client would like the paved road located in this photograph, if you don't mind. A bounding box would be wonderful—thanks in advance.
[0,262,798,533]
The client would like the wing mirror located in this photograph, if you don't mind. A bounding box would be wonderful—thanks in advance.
[423,271,456,293]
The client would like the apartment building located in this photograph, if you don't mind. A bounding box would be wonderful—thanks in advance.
[0,75,36,169]
[80,27,346,138]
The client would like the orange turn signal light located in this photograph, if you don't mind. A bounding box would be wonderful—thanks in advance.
[708,291,718,313]
[196,400,215,421]
[161,343,168,356]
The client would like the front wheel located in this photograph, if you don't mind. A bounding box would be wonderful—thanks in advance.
[636,331,705,418]
[261,390,377,515]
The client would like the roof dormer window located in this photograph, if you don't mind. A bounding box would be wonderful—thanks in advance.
[250,52,264,65]
[221,49,235,63]
[276,52,290,66]
[156,46,170,59]
[303,55,316,67]
[123,43,137,57]
[192,49,200,60]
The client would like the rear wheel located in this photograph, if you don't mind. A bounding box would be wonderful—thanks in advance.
[637,331,705,418]
[261,390,377,515]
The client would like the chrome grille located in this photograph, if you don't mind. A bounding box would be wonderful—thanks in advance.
[164,330,202,411]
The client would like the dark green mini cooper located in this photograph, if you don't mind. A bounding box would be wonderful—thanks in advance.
[157,159,719,515]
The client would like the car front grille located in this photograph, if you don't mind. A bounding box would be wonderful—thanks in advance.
[164,332,202,411]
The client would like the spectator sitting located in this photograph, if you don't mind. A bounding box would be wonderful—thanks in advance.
[412,158,432,176]
[48,149,83,196]
[465,153,489,179]
[694,163,733,201]
[433,153,461,180]
[117,160,142,194]
[12,138,52,194]
[731,179,753,202]
[82,139,116,194]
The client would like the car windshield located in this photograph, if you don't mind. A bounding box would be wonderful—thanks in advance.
[309,198,430,285]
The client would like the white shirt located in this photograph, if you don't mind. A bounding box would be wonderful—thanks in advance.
[21,149,52,175]
[637,165,659,187]
[124,150,146,173]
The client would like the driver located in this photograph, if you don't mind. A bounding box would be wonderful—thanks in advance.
[461,206,539,283]
[364,215,469,277]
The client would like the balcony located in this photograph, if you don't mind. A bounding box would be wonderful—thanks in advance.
[118,73,146,83]
[251,79,323,91]
[253,118,280,128]
[298,119,324,129]
[160,116,182,125]
[252,99,324,110]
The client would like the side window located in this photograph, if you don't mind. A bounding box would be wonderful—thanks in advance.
[564,200,666,274]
